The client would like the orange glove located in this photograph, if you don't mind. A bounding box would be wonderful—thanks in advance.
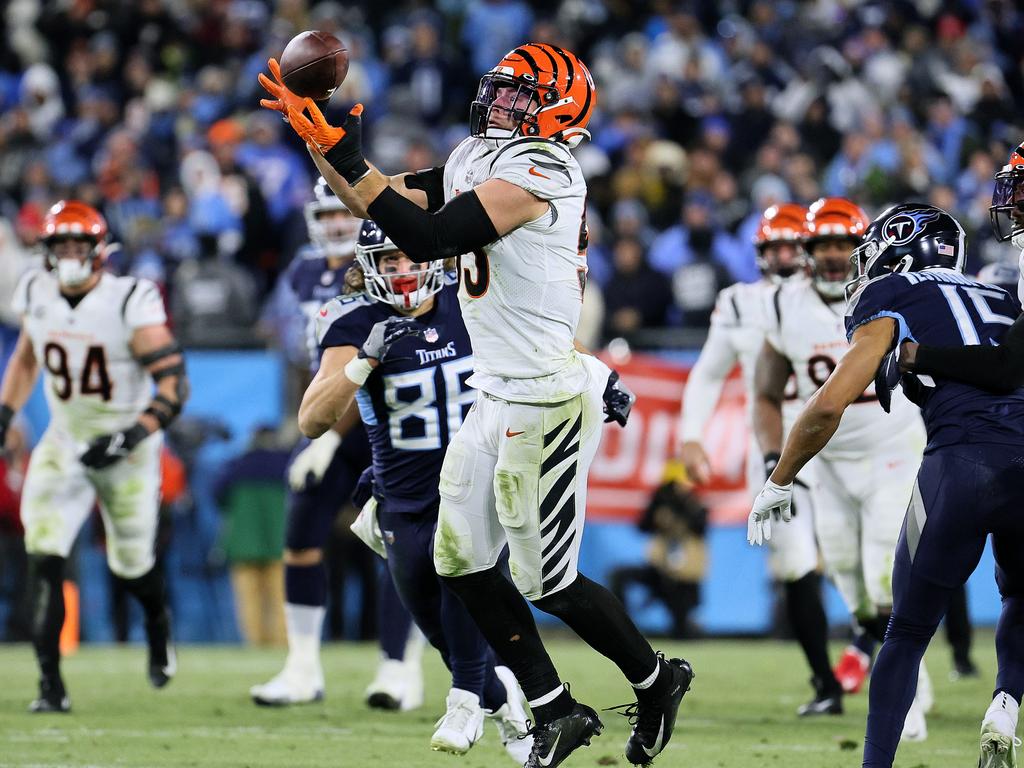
[285,98,362,155]
[257,58,307,119]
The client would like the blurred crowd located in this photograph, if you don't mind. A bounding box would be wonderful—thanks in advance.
[0,0,1023,351]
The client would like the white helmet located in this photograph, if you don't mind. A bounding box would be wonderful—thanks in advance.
[354,220,444,311]
[304,176,359,259]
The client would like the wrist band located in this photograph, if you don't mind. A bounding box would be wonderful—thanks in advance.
[0,404,13,427]
[344,356,374,386]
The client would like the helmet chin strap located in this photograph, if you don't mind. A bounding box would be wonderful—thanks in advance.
[1012,231,1024,250]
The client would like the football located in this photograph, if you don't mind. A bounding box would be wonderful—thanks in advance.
[279,30,349,101]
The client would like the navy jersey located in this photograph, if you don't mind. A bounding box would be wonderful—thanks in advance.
[316,278,475,514]
[286,245,351,369]
[846,268,1024,451]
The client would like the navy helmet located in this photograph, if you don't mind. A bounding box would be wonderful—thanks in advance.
[304,176,359,259]
[354,220,445,311]
[848,204,966,297]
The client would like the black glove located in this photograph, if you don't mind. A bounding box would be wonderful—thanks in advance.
[360,316,425,363]
[763,451,806,517]
[0,404,13,452]
[603,370,636,427]
[323,106,369,185]
[874,348,901,414]
[80,424,149,470]
[352,466,376,510]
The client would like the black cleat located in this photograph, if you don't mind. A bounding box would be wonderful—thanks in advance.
[617,657,695,766]
[29,676,70,714]
[146,610,177,689]
[525,702,604,768]
[797,676,843,717]
[366,692,402,711]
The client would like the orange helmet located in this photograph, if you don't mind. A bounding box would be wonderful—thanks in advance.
[804,197,868,299]
[42,200,109,287]
[803,197,869,246]
[754,203,807,280]
[42,200,108,242]
[990,140,1024,243]
[470,43,596,146]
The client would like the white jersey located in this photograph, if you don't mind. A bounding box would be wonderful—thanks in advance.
[443,136,591,403]
[766,279,923,460]
[681,280,785,442]
[12,270,166,442]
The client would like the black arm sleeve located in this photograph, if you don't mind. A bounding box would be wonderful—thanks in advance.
[403,166,446,213]
[913,312,1024,393]
[365,185,499,263]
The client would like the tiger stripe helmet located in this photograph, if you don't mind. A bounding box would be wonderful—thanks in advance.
[754,203,807,280]
[470,43,596,147]
[990,141,1024,243]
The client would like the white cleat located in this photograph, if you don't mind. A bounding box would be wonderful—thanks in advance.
[901,695,928,742]
[250,664,324,707]
[487,666,533,764]
[365,658,423,711]
[401,657,425,712]
[431,688,485,755]
[917,660,934,714]
[979,721,1021,768]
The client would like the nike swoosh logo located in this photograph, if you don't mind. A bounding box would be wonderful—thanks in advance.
[505,428,525,437]
[642,715,665,758]
[529,166,550,179]
[538,732,560,767]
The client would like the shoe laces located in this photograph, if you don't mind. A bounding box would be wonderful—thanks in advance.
[494,710,527,743]
[605,699,663,742]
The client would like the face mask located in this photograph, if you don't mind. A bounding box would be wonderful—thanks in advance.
[56,257,93,288]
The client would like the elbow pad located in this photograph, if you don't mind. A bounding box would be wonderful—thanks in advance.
[366,185,499,263]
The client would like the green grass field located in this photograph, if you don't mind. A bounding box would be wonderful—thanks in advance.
[0,633,997,768]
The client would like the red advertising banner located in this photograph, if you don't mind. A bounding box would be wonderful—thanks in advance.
[589,352,751,525]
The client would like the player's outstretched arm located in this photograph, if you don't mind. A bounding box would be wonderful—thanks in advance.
[901,312,1024,393]
[287,99,545,262]
[0,328,40,449]
[771,318,894,485]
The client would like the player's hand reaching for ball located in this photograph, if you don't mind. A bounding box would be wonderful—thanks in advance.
[257,58,307,119]
[286,99,370,185]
